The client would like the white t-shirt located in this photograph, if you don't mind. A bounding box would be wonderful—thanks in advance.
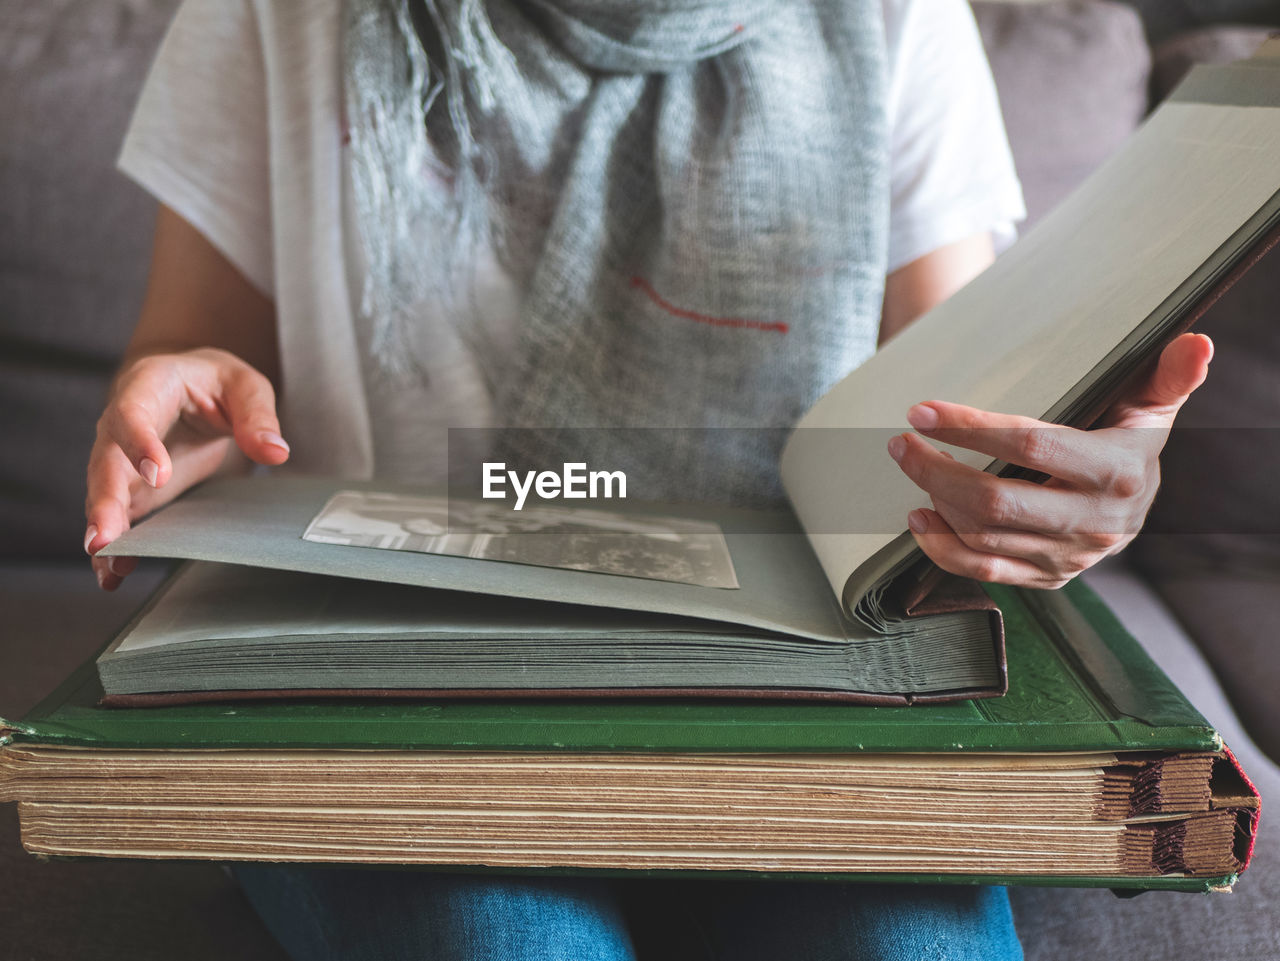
[119,0,1025,482]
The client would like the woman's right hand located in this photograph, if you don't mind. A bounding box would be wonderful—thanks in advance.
[85,347,289,590]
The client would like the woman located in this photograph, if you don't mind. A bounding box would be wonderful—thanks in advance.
[84,0,1211,957]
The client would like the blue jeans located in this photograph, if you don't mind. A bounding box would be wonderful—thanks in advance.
[231,864,1023,961]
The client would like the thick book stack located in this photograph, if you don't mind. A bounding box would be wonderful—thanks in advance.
[0,583,1261,890]
[4,45,1278,892]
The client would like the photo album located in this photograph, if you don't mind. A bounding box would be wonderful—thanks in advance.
[3,44,1277,890]
[90,44,1280,708]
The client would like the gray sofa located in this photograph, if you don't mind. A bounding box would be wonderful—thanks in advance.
[2,2,1278,959]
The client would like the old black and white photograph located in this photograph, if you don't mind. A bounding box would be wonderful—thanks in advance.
[303,490,739,588]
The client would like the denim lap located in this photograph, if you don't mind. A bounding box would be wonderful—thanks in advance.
[232,865,637,961]
[231,864,1022,961]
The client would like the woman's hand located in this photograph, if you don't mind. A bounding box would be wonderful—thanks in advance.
[85,204,281,590]
[888,332,1214,589]
[85,347,289,590]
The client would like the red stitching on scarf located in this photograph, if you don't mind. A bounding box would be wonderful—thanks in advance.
[630,276,789,334]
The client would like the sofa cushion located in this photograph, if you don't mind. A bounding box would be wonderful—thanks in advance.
[0,0,178,558]
[1120,0,1280,45]
[1150,23,1272,100]
[972,0,1151,230]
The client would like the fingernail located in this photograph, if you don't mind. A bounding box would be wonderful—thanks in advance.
[108,557,127,577]
[907,404,939,431]
[96,567,107,589]
[908,510,929,534]
[140,457,160,487]
[84,524,98,555]
[258,431,290,453]
[887,434,907,463]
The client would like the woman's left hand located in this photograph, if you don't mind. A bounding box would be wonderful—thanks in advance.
[887,332,1214,589]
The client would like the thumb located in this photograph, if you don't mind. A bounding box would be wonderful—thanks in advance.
[1107,333,1213,427]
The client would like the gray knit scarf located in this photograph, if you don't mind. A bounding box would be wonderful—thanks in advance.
[343,0,889,506]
